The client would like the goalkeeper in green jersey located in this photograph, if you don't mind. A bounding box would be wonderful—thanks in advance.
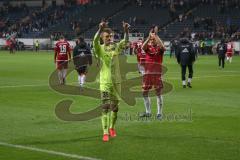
[93,20,130,142]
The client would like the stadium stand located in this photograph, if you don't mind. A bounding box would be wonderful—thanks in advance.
[83,0,200,38]
[0,3,41,38]
[51,0,130,39]
[1,0,240,41]
[162,0,240,40]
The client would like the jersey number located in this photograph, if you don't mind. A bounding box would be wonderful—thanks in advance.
[60,45,67,54]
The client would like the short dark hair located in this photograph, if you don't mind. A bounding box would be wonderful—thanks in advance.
[78,36,84,42]
[60,35,64,39]
[75,40,79,45]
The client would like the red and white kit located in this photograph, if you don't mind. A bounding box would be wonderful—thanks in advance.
[133,40,146,74]
[226,42,233,58]
[142,44,165,95]
[226,42,234,63]
[55,40,71,69]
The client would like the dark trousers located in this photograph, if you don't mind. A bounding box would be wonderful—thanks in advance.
[35,46,39,52]
[170,49,174,58]
[181,65,193,81]
[218,57,225,68]
[201,47,204,55]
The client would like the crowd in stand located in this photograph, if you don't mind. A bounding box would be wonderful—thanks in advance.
[70,17,95,36]
[50,32,64,41]
[172,0,240,41]
[175,24,240,42]
[0,3,29,17]
[0,1,74,38]
[1,0,240,41]
[0,2,31,38]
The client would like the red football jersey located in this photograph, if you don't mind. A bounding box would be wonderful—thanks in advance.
[55,40,71,61]
[226,42,233,54]
[133,40,146,64]
[144,44,165,64]
[143,44,165,75]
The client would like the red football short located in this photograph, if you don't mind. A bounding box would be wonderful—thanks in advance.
[56,60,68,70]
[142,62,163,95]
[142,74,163,89]
[226,52,233,57]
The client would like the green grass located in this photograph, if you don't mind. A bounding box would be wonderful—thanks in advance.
[0,51,240,160]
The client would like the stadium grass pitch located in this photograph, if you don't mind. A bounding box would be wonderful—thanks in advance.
[0,51,240,160]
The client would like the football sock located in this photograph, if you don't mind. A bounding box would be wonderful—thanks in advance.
[102,112,110,134]
[110,111,117,129]
[188,78,192,83]
[58,70,63,84]
[143,96,151,114]
[182,80,186,85]
[78,75,82,86]
[81,75,86,86]
[157,95,163,115]
[63,69,67,79]
[230,57,232,63]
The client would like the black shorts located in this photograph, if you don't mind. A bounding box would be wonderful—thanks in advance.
[75,65,87,75]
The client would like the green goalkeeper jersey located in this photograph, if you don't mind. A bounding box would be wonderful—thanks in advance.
[93,33,127,93]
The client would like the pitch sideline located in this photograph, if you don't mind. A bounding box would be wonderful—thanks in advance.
[0,141,101,160]
[0,74,240,89]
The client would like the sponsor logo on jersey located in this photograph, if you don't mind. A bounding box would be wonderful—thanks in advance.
[182,48,189,53]
[80,52,85,56]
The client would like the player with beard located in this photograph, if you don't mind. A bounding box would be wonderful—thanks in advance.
[140,26,165,119]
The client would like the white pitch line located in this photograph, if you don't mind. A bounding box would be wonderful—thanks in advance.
[0,74,240,89]
[0,84,47,88]
[167,70,240,74]
[0,141,100,160]
[0,82,78,89]
[166,74,240,80]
